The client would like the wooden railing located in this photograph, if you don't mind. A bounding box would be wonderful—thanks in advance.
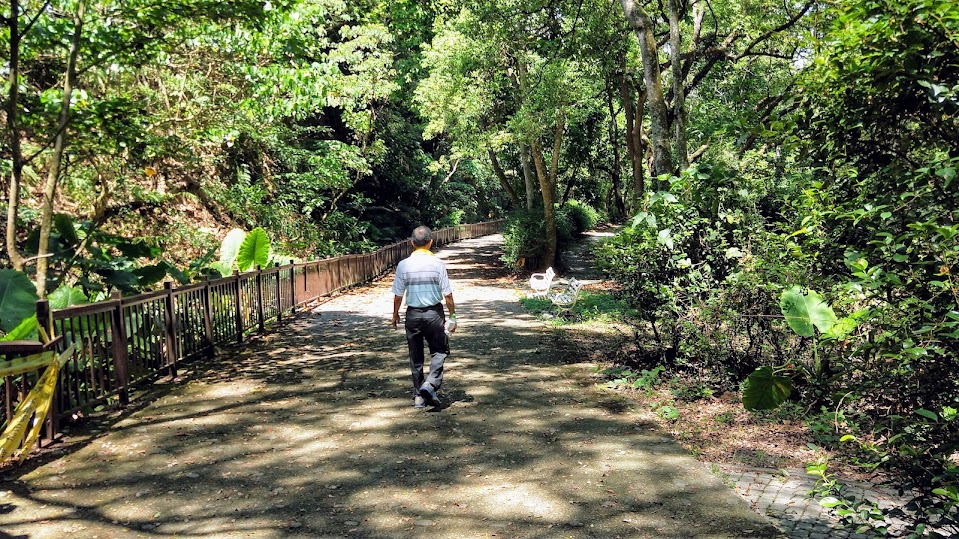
[0,220,503,445]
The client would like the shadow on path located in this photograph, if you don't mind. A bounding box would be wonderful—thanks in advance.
[0,234,780,539]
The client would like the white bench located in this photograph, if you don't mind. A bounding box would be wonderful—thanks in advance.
[548,278,583,317]
[528,267,555,297]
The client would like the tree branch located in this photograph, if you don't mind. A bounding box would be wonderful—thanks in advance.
[21,0,52,35]
[689,144,708,162]
[730,1,814,62]
[488,149,521,208]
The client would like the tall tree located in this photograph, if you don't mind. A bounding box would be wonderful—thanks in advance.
[620,0,673,178]
[2,0,266,295]
[619,0,813,179]
[418,0,620,267]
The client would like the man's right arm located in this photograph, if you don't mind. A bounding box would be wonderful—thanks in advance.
[391,262,405,330]
[392,295,403,329]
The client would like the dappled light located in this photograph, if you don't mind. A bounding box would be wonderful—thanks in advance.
[0,235,777,538]
[2,0,955,536]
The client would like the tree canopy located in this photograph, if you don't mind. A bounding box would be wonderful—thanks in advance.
[2,0,958,531]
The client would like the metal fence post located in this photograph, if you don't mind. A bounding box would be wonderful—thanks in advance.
[109,291,130,406]
[36,299,51,340]
[255,265,265,332]
[201,277,215,357]
[233,270,243,343]
[290,264,297,313]
[163,281,178,378]
[35,300,57,443]
[275,263,283,324]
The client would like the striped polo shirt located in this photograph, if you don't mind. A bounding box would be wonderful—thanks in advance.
[392,249,452,308]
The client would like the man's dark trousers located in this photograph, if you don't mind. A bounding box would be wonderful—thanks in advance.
[405,304,449,395]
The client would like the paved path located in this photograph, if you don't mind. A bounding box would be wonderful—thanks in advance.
[0,234,779,538]
[718,465,877,539]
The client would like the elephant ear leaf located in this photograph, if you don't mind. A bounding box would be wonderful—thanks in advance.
[742,366,794,411]
[0,269,39,333]
[0,315,38,342]
[236,228,270,272]
[780,286,838,337]
[220,228,247,267]
[48,285,89,309]
[53,213,80,249]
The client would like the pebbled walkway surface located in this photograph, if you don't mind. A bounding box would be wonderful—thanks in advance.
[718,465,891,539]
[0,233,780,538]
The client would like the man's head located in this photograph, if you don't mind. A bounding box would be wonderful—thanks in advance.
[411,226,433,248]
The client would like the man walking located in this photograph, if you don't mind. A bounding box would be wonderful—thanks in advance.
[391,226,457,408]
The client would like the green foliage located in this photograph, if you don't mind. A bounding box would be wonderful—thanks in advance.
[219,229,247,267]
[742,367,794,411]
[799,0,959,176]
[0,315,39,342]
[601,365,664,393]
[669,377,715,402]
[518,296,553,313]
[656,405,681,421]
[562,200,600,234]
[236,228,271,272]
[501,209,548,268]
[595,166,746,332]
[0,270,40,333]
[807,459,889,535]
[743,288,860,411]
[48,286,90,310]
[779,286,838,338]
[773,1,959,514]
[572,291,638,323]
[521,288,636,326]
[552,200,601,246]
[21,214,182,295]
[805,408,851,447]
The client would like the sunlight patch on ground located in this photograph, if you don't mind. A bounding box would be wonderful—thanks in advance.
[204,379,267,399]
[275,353,324,365]
[475,481,570,519]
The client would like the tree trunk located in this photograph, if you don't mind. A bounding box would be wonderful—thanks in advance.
[4,0,26,271]
[605,80,626,220]
[488,149,521,208]
[527,111,566,270]
[668,0,688,170]
[620,0,673,179]
[35,0,85,298]
[623,76,647,212]
[519,146,536,210]
[507,56,538,212]
[635,93,647,206]
[530,138,557,270]
[548,110,565,204]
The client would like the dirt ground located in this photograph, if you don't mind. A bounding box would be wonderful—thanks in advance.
[0,234,781,539]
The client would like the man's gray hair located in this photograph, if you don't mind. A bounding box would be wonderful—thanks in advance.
[411,226,432,247]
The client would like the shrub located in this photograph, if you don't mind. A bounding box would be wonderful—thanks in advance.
[563,199,600,234]
[554,207,575,245]
[501,209,547,268]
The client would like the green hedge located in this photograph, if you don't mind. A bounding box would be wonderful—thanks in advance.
[501,200,601,268]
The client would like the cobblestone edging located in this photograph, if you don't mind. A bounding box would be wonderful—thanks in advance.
[715,464,917,539]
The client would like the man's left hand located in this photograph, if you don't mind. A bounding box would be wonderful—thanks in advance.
[391,312,400,329]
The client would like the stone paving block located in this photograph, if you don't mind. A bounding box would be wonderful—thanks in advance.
[715,463,934,539]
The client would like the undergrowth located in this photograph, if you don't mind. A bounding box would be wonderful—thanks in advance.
[519,289,638,325]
